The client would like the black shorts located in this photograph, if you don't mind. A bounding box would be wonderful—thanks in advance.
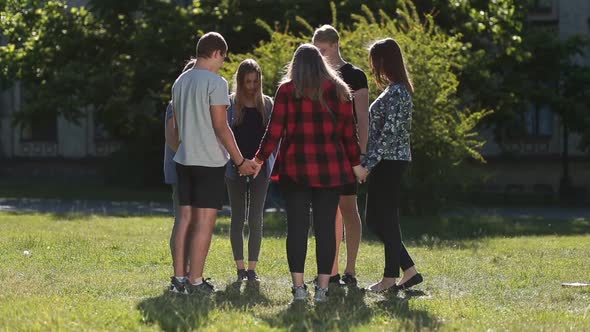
[175,163,226,209]
[339,182,358,196]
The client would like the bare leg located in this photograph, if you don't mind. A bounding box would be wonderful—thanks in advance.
[339,195,362,275]
[248,261,257,270]
[173,205,192,277]
[367,277,397,292]
[187,207,218,283]
[397,265,418,285]
[291,272,305,287]
[330,207,344,276]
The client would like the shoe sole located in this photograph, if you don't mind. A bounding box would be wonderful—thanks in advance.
[169,288,189,295]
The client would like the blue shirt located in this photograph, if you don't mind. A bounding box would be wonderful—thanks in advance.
[163,103,177,184]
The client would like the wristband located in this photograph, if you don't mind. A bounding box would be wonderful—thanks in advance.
[236,158,246,167]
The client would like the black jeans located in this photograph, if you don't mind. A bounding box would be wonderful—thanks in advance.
[280,176,340,275]
[365,160,415,278]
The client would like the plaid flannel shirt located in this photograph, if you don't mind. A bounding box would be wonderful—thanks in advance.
[255,80,361,187]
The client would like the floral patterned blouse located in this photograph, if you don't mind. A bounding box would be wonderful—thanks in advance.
[363,83,413,171]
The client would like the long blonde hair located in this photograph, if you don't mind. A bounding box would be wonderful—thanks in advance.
[231,59,268,126]
[281,44,351,116]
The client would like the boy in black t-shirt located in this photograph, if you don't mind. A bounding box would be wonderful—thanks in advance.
[313,24,369,287]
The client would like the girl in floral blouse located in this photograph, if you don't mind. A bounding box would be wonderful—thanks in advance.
[363,38,423,293]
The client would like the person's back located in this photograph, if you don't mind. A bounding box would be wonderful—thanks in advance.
[168,31,259,296]
[254,44,364,303]
[172,69,230,167]
[276,79,357,187]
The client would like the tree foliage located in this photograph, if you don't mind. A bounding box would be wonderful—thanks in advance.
[222,1,492,211]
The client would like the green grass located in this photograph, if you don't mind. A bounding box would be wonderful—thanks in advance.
[0,212,589,331]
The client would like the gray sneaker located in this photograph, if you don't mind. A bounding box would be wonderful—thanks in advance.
[291,284,309,301]
[187,278,216,295]
[313,286,329,303]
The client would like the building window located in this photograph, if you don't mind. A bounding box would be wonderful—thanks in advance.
[94,120,111,141]
[524,104,553,137]
[505,103,553,140]
[530,0,554,14]
[20,112,58,141]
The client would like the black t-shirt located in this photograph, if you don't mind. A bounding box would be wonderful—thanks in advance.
[338,63,368,93]
[232,107,265,159]
[338,62,368,120]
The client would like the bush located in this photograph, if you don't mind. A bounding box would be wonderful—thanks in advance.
[223,1,492,213]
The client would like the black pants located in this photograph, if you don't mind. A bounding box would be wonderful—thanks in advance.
[366,160,415,278]
[281,176,340,275]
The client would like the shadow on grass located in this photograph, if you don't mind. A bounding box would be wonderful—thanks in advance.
[399,215,590,248]
[260,286,439,331]
[214,281,272,308]
[137,293,214,332]
[215,212,590,248]
[137,281,271,332]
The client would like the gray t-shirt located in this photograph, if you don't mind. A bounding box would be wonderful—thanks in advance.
[163,103,177,184]
[172,69,231,167]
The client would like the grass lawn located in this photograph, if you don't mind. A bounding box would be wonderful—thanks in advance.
[0,211,588,331]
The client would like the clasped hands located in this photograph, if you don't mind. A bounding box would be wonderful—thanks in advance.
[353,165,369,184]
[238,158,262,178]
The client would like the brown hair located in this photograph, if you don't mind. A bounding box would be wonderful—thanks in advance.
[281,44,350,101]
[312,24,340,44]
[231,59,269,126]
[196,32,228,58]
[280,44,351,120]
[369,38,414,93]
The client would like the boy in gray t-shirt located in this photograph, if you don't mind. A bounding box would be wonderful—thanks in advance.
[169,32,259,295]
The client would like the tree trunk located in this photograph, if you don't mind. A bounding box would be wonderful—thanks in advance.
[559,116,573,202]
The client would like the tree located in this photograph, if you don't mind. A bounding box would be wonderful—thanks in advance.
[1,0,493,202]
[517,30,590,198]
[223,1,492,212]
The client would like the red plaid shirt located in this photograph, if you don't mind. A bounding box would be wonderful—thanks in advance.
[255,80,361,187]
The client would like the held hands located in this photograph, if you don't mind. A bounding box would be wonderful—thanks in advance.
[352,165,369,184]
[238,158,261,177]
[251,157,264,179]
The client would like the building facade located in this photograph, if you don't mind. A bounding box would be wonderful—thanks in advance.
[0,0,588,193]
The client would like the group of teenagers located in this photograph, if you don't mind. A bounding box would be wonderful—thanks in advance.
[163,25,423,303]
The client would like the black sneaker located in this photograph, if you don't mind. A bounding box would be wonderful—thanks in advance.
[188,278,216,295]
[341,273,358,287]
[169,276,188,295]
[246,270,260,282]
[237,269,248,282]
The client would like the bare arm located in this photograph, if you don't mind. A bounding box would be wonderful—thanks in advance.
[353,88,369,154]
[165,113,179,152]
